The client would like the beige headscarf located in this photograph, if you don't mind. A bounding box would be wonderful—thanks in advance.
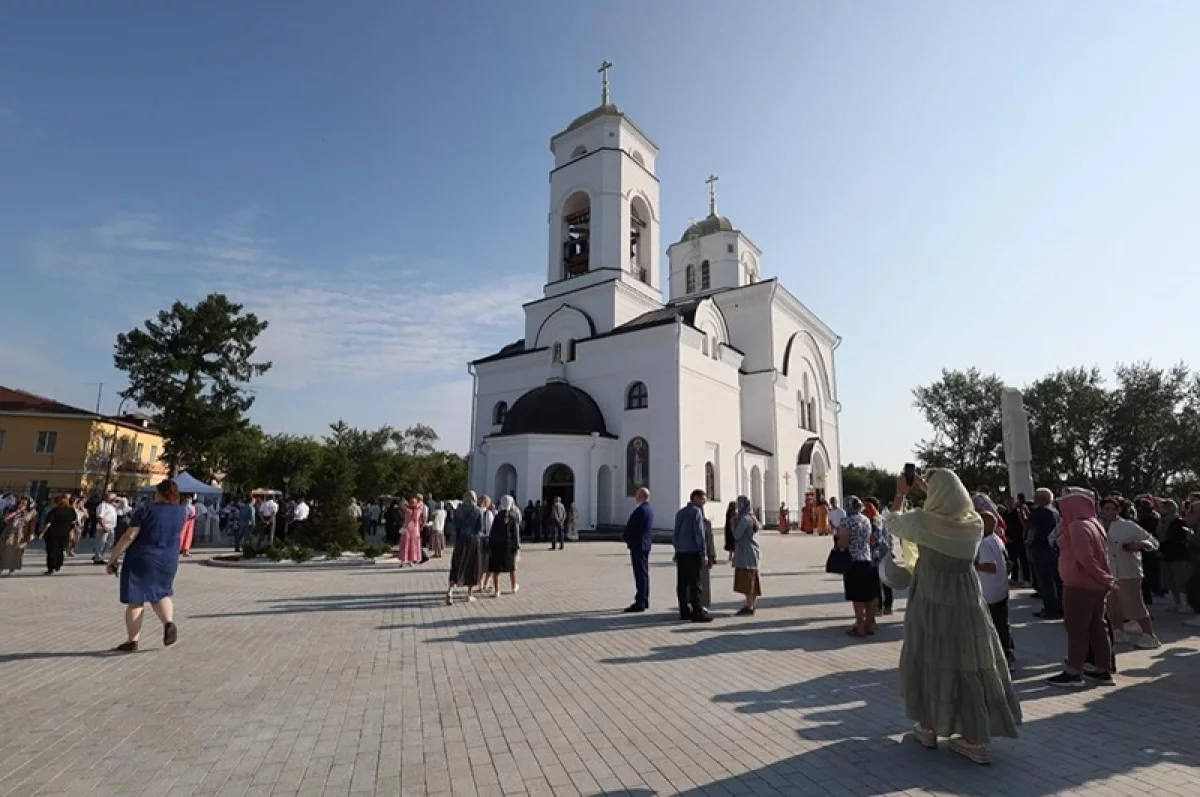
[889,469,984,566]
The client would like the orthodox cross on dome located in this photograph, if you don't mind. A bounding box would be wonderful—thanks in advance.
[598,60,613,105]
[706,173,719,217]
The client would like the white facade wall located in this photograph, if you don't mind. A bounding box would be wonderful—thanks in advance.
[678,327,742,526]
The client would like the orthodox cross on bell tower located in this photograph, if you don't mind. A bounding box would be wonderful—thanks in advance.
[598,60,613,105]
[706,173,719,217]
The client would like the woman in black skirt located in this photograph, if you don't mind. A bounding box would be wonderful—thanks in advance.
[835,496,881,637]
[383,500,403,546]
[487,495,521,596]
[446,491,484,605]
[723,501,737,564]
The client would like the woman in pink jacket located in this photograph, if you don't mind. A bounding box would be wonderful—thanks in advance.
[1047,493,1118,688]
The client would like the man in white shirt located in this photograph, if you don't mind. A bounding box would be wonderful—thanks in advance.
[194,498,210,542]
[259,496,279,542]
[92,493,119,564]
[827,496,847,532]
[974,511,1014,668]
[292,498,310,539]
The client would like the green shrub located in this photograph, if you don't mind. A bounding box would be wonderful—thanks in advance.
[324,542,343,559]
[287,545,315,563]
[265,544,287,562]
[360,542,390,560]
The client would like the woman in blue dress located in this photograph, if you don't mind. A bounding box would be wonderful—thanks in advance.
[104,479,188,652]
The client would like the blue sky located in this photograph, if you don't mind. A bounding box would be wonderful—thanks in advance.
[3,2,1198,469]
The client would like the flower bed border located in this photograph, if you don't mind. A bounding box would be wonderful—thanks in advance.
[204,552,397,570]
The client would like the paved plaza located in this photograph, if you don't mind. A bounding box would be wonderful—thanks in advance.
[2,534,1199,797]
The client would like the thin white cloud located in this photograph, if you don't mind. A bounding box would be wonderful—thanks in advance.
[28,210,539,395]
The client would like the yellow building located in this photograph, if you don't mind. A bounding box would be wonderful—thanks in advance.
[0,386,169,500]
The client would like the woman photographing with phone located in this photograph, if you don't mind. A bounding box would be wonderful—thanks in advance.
[889,468,1021,764]
[105,478,188,652]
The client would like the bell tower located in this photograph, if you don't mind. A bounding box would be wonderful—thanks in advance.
[545,62,662,300]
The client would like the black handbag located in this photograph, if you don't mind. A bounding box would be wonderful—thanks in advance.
[825,546,852,575]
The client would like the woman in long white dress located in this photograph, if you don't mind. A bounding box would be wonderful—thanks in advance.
[889,469,1021,764]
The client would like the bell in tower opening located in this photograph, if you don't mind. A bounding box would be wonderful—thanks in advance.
[562,192,590,278]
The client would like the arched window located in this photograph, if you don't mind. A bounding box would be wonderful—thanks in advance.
[704,461,716,499]
[629,197,651,284]
[685,264,696,293]
[796,392,804,428]
[562,192,591,278]
[626,381,648,410]
[809,399,818,431]
[701,260,711,290]
[493,401,508,426]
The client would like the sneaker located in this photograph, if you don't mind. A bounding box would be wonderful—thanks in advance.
[1112,629,1130,644]
[445,592,453,606]
[735,607,755,617]
[911,723,937,750]
[1083,669,1115,686]
[1046,671,1085,688]
[512,584,519,594]
[163,622,178,647]
[467,595,477,603]
[1135,634,1162,650]
[623,603,646,613]
[948,737,991,765]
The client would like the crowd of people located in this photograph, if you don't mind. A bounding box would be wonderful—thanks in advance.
[7,466,1198,767]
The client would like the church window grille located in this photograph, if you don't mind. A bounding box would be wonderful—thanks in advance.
[705,461,717,500]
[626,381,648,410]
[493,402,508,426]
[701,260,711,290]
[685,265,696,293]
[727,243,734,253]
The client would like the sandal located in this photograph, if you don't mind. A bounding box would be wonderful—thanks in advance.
[114,641,138,653]
[845,627,867,638]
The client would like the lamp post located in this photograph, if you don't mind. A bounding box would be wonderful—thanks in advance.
[100,396,131,497]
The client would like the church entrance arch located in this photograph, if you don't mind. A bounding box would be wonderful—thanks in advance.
[542,463,575,509]
[494,464,517,501]
[797,437,829,501]
[596,466,613,526]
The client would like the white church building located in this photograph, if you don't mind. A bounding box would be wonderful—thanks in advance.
[467,67,842,530]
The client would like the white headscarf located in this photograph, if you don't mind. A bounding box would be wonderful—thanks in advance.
[498,494,521,524]
[889,469,983,564]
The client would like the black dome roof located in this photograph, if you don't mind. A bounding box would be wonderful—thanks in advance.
[498,382,610,437]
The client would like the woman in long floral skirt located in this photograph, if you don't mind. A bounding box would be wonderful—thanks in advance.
[890,469,1021,765]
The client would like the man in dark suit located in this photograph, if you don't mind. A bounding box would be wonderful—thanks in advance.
[623,487,654,613]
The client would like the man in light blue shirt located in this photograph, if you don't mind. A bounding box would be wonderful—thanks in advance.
[674,489,712,622]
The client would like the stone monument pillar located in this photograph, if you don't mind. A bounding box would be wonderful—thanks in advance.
[1001,388,1035,500]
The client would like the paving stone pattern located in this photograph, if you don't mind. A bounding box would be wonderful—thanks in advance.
[2,535,1199,797]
